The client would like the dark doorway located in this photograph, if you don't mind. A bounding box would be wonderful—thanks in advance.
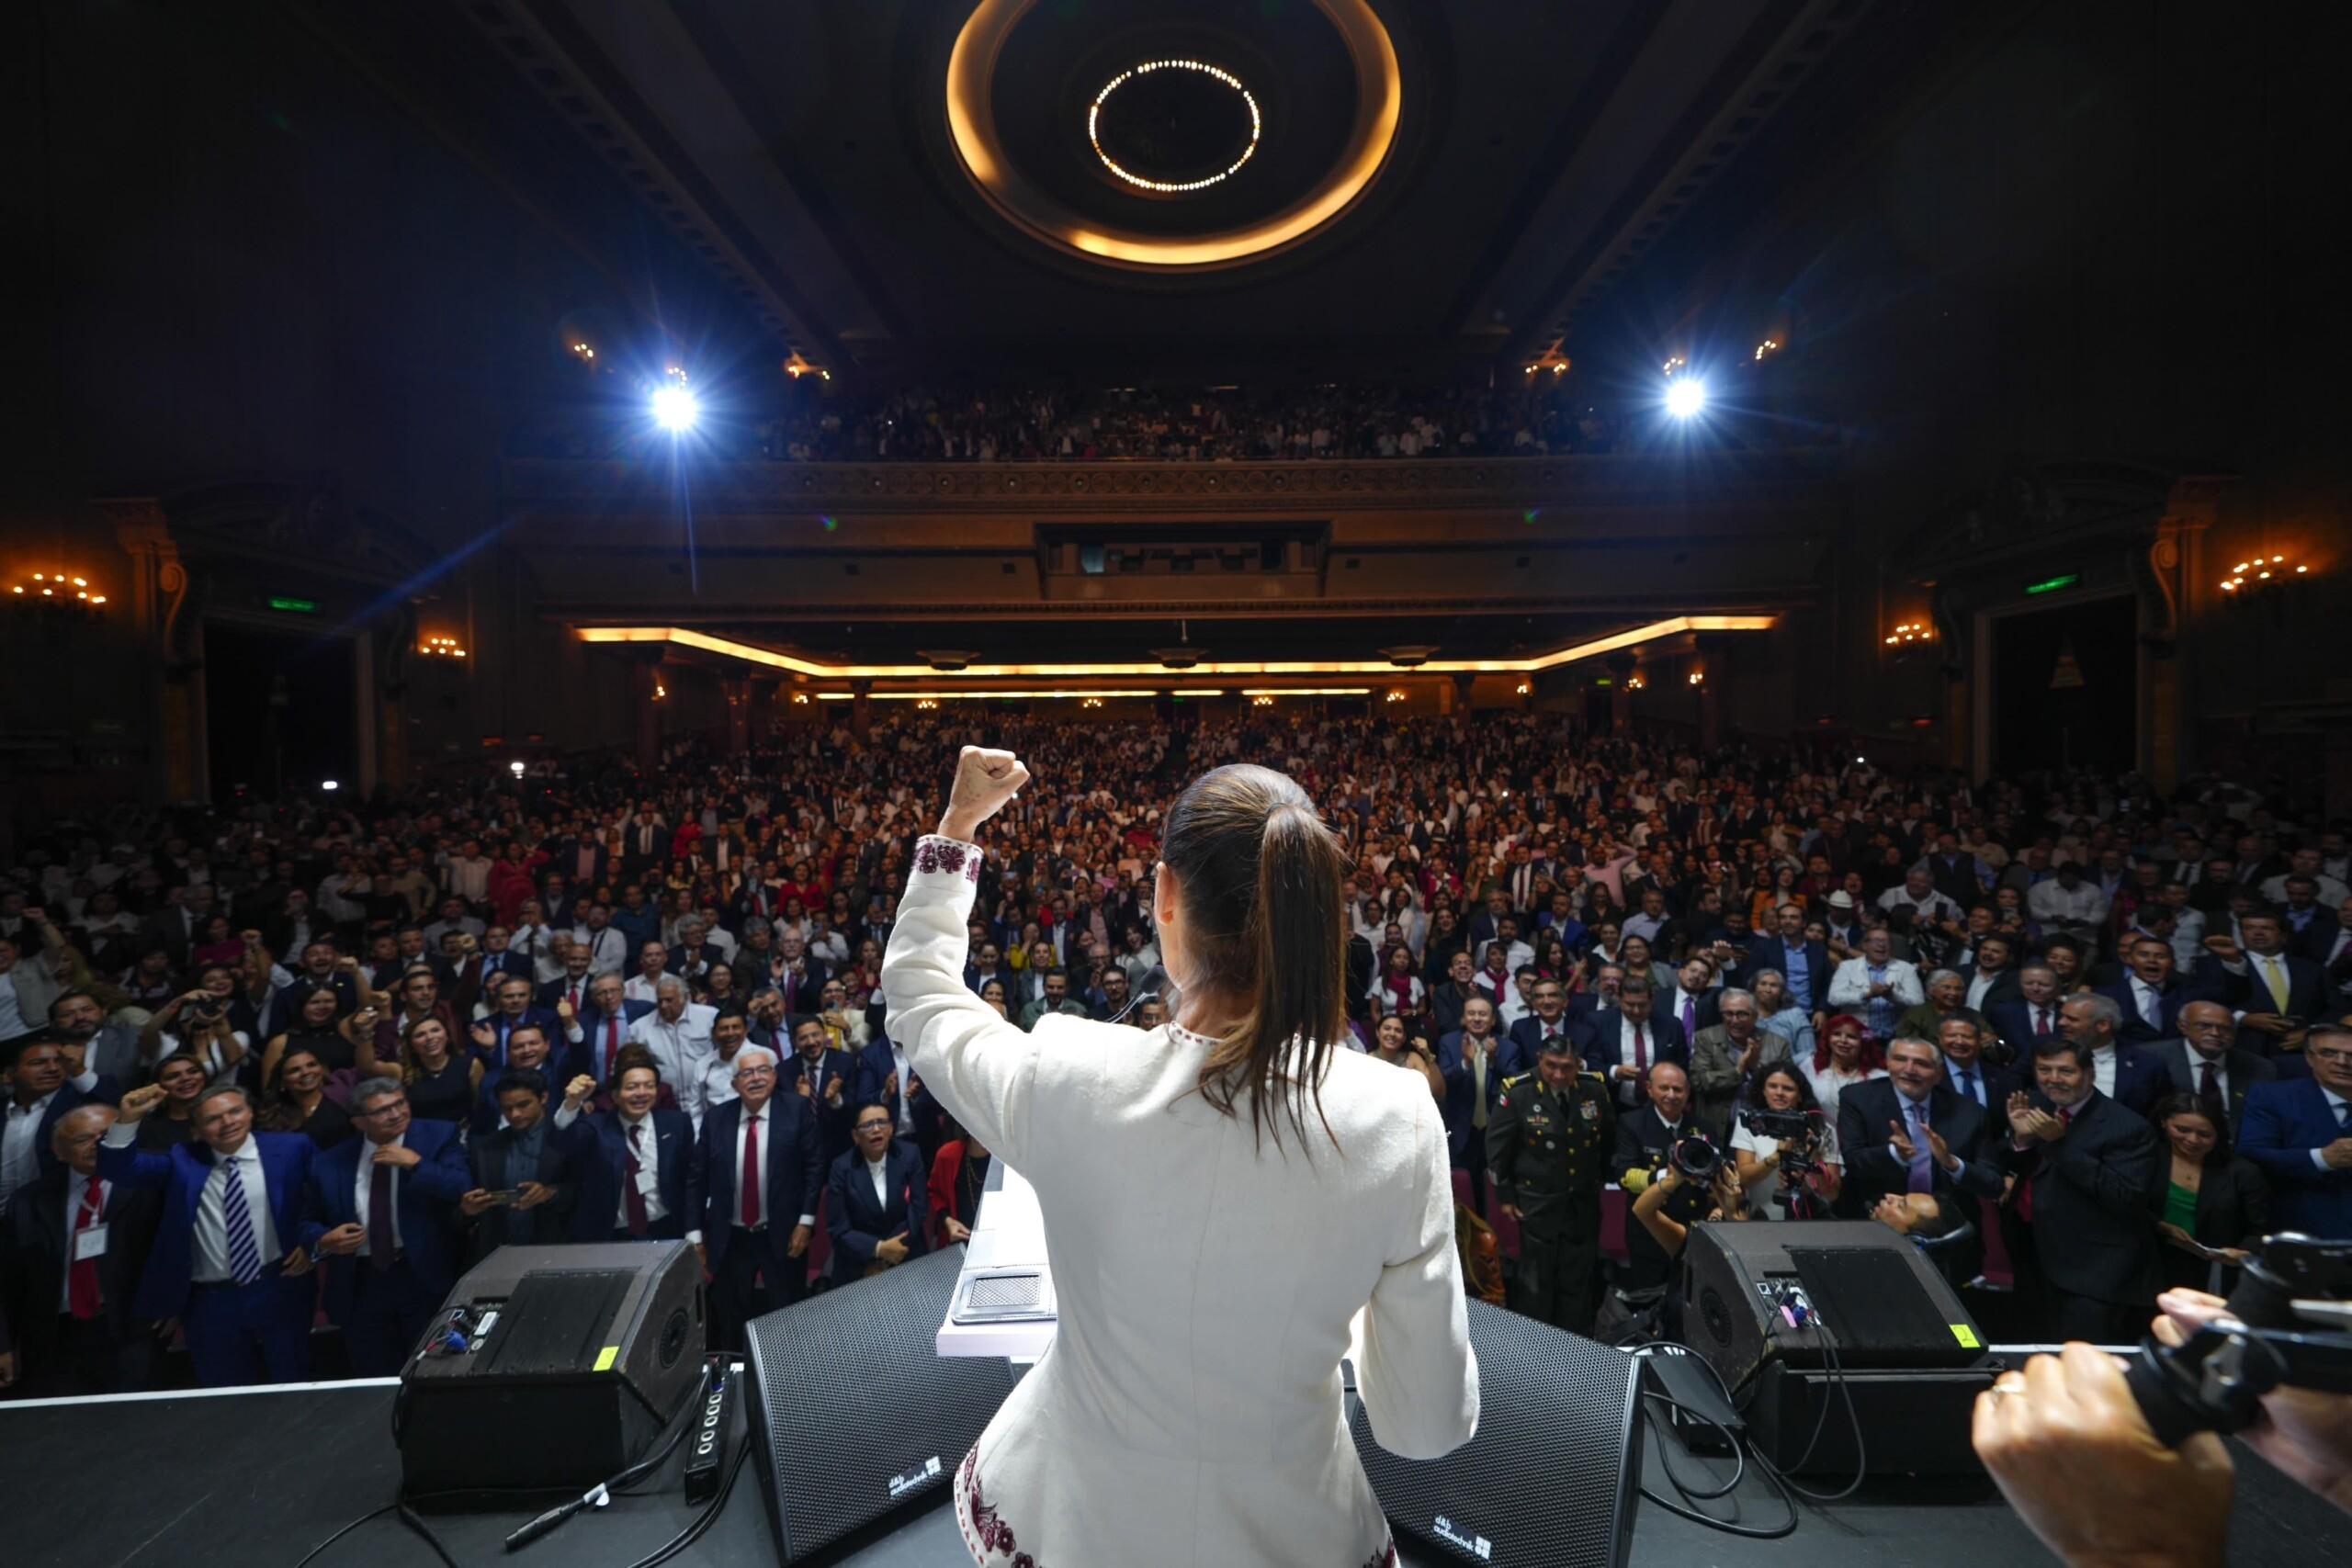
[1993,594,2138,775]
[203,622,357,801]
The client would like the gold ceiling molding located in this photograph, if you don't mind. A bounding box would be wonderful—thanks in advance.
[575,615,1775,681]
[945,0,1402,271]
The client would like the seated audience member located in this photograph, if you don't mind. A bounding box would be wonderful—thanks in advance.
[1838,1035,2006,1216]
[2234,1024,2352,1236]
[99,1080,322,1386]
[826,1100,931,1282]
[2162,998,2276,1142]
[135,1052,213,1149]
[0,1105,162,1397]
[308,1077,470,1376]
[929,1122,994,1247]
[2144,1093,2268,1294]
[459,1069,582,1258]
[259,1044,354,1149]
[694,1045,821,1348]
[2000,1036,2162,1342]
[557,1047,697,1242]
[1685,987,1788,1142]
[1804,1012,1887,1115]
[1731,1063,1843,1220]
[4,1033,122,1208]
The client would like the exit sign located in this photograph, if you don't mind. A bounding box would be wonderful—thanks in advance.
[2023,573,2080,596]
[268,595,320,614]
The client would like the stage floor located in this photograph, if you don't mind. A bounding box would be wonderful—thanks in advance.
[0,1378,2339,1565]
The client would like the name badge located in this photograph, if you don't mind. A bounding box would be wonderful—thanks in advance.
[634,1165,661,1196]
[74,1223,109,1261]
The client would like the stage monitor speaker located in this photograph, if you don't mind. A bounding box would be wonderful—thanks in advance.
[1350,1298,1643,1568]
[396,1241,704,1496]
[1680,1220,1985,1395]
[745,1247,1016,1563]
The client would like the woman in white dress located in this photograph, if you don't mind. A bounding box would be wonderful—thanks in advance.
[883,748,1478,1568]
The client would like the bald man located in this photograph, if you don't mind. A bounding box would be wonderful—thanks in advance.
[2158,999,2277,1140]
[0,1105,163,1397]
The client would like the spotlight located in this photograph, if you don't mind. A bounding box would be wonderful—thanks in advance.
[509,761,526,778]
[651,384,699,433]
[1664,377,1708,419]
[321,779,339,792]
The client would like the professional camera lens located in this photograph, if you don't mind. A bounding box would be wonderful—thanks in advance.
[1671,1134,1718,1179]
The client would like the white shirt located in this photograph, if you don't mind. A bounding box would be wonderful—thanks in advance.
[865,1152,890,1208]
[730,1101,817,1231]
[2314,1087,2349,1171]
[60,1170,113,1310]
[623,974,671,1006]
[572,927,628,976]
[2090,1043,2118,1099]
[2168,908,2208,970]
[176,1134,282,1281]
[1964,967,2005,1011]
[352,1140,404,1258]
[890,1041,913,1134]
[0,968,25,1043]
[2,1069,98,1213]
[628,1004,718,1130]
[2128,976,2166,1031]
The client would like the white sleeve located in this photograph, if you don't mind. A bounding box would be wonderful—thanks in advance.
[1350,1087,1480,1460]
[879,837,1044,1171]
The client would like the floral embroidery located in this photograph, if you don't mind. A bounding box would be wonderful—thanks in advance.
[956,1446,1039,1567]
[1361,1540,1396,1568]
[915,837,977,881]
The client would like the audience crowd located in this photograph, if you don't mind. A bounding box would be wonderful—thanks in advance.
[3,711,2348,1396]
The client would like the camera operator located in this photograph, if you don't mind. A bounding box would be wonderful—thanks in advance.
[1600,1060,1709,1337]
[1973,1289,2352,1568]
[1624,1133,1747,1340]
[1731,1062,1842,1219]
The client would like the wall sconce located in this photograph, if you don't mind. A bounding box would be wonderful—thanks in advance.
[1081,696,1103,709]
[1250,694,1274,706]
[1385,689,1407,704]
[1753,337,1781,362]
[1883,621,1933,647]
[1514,682,1531,695]
[1625,673,1645,691]
[915,698,938,710]
[10,570,107,614]
[421,634,468,659]
[652,682,668,700]
[2219,553,2312,595]
[1687,670,1705,686]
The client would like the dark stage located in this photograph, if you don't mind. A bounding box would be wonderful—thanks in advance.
[1,1377,2341,1567]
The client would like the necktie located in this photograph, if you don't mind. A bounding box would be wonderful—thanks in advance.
[68,1180,104,1319]
[1905,1100,1934,1193]
[368,1156,396,1271]
[2035,1006,2050,1036]
[625,1123,650,1237]
[2261,955,2290,1011]
[1681,996,1697,1039]
[1471,1049,1488,1130]
[2140,985,2161,1030]
[605,1017,621,1079]
[220,1157,264,1287]
[568,984,582,1014]
[1956,1066,1978,1105]
[2198,1060,2226,1127]
[1632,1023,1648,1077]
[741,1112,762,1228]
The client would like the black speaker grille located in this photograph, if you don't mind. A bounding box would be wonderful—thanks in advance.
[744,1248,1015,1562]
[1350,1299,1641,1568]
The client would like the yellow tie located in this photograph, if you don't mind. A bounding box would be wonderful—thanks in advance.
[2261,954,2290,1011]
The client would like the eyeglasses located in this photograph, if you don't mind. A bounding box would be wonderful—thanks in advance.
[2310,1048,2352,1067]
[734,1066,776,1080]
[854,1121,891,1133]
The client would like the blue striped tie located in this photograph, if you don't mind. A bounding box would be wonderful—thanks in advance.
[220,1157,265,1287]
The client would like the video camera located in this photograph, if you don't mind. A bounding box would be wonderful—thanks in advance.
[1738,1107,1827,1174]
[1621,1132,1721,1195]
[2128,1232,2352,1446]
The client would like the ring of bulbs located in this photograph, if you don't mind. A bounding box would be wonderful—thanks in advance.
[1089,61,1262,194]
[2219,554,2306,593]
[11,571,106,605]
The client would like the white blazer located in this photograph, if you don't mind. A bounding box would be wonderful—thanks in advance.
[883,836,1478,1568]
[1825,955,1925,1011]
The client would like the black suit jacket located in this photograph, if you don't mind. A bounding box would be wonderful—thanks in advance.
[1576,1009,1689,1087]
[1835,1078,2006,1214]
[2156,1042,2277,1139]
[2285,908,2342,964]
[1998,1090,2162,1304]
[695,1096,824,1276]
[1739,937,1835,1013]
[2146,1156,2269,1253]
[1611,1106,1704,1291]
[2195,953,2332,1054]
[463,1122,587,1258]
[0,1168,161,1359]
[824,1140,932,1273]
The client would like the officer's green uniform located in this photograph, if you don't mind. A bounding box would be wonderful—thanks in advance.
[1485,1066,1615,1336]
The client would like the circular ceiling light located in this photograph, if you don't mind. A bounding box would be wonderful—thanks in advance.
[1088,60,1262,195]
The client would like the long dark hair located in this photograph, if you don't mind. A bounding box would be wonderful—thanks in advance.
[1161,763,1349,1150]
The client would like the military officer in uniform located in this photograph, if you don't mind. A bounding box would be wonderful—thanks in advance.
[1487,1033,1615,1336]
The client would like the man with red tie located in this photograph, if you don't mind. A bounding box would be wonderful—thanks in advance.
[560,974,653,1107]
[692,1044,820,1350]
[556,1049,698,1243]
[1985,963,2065,1058]
[0,1104,162,1397]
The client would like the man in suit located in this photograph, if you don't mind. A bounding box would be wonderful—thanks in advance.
[1439,996,1509,1211]
[2058,993,2167,1118]
[539,943,598,1019]
[785,1016,857,1165]
[1504,977,1585,1075]
[1579,976,1690,1110]
[1998,1036,2163,1343]
[1935,1015,2020,1117]
[2161,999,2276,1140]
[469,973,561,1073]
[620,808,671,881]
[1610,1061,1704,1299]
[1959,933,2025,1015]
[2235,1024,2352,1237]
[308,1077,471,1376]
[469,1023,560,1137]
[1663,957,1721,1045]
[1429,950,1482,1038]
[694,1045,821,1349]
[2199,911,2332,1058]
[0,1105,162,1397]
[1742,903,1833,1022]
[667,917,726,991]
[48,989,150,1091]
[825,1100,931,1285]
[1838,1036,2007,1216]
[458,1068,584,1260]
[1685,988,1790,1143]
[2097,937,2210,1046]
[1986,963,2067,1059]
[557,1049,699,1243]
[560,973,655,1092]
[855,1032,943,1162]
[3,1034,124,1212]
[99,1080,324,1386]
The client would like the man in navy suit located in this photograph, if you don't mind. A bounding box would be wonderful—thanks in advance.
[3,1034,122,1206]
[826,1101,931,1284]
[784,1016,858,1165]
[1436,996,1509,1209]
[693,1044,821,1349]
[1741,904,1832,1021]
[537,944,598,1018]
[1984,964,2066,1059]
[2059,992,2166,1117]
[1579,976,1689,1111]
[1957,933,2025,1015]
[99,1079,324,1386]
[307,1077,471,1376]
[1934,1015,2020,1118]
[469,974,560,1072]
[1837,1036,2007,1217]
[558,1050,699,1243]
[1504,978,1586,1075]
[2198,912,2332,1057]
[2236,1025,2352,1237]
[560,974,655,1093]
[2158,999,2278,1141]
[855,1032,943,1161]
[2096,937,2211,1046]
